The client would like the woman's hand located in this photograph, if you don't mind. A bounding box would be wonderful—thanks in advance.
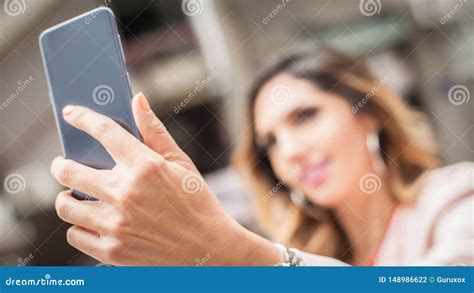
[50,93,280,266]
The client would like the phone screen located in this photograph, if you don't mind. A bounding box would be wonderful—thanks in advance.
[40,8,141,199]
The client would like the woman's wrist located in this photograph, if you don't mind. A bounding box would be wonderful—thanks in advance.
[211,220,282,266]
[241,231,283,266]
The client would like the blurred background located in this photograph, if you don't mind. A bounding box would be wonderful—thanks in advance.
[0,0,472,265]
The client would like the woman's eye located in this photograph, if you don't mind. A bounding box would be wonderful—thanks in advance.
[259,138,276,154]
[295,107,318,124]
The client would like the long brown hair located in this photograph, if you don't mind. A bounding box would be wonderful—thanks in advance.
[232,46,438,262]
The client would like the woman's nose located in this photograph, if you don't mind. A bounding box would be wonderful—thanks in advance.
[277,132,307,164]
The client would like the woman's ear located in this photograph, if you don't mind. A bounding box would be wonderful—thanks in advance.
[358,114,386,174]
[357,114,379,135]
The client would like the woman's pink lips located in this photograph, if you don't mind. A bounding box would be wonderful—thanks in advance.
[299,160,330,187]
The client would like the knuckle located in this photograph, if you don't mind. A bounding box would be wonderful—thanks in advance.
[108,215,129,235]
[149,119,167,135]
[137,156,165,177]
[94,119,115,139]
[66,226,76,244]
[55,195,70,220]
[55,160,72,184]
[151,117,165,128]
[104,242,124,261]
[72,108,86,124]
[118,187,139,209]
[139,159,156,174]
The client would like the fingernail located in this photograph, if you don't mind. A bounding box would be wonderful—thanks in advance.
[138,92,150,112]
[63,105,75,116]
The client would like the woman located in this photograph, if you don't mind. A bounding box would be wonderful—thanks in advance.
[50,47,473,266]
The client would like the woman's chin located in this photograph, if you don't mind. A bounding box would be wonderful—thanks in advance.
[305,187,345,209]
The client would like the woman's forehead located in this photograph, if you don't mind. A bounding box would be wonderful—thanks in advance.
[253,75,325,133]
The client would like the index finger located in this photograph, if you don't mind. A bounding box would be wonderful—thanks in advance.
[62,105,148,165]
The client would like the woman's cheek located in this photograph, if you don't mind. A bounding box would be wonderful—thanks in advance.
[304,111,365,206]
[329,116,370,198]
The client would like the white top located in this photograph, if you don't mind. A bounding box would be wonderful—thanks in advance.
[293,162,474,266]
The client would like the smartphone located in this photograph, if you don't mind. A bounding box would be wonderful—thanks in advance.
[39,7,141,200]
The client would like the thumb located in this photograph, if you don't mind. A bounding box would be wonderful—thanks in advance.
[132,92,184,162]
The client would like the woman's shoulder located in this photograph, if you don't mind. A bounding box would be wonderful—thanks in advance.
[416,162,473,209]
[386,162,473,265]
[409,162,474,223]
[425,161,473,188]
[412,162,473,265]
[396,162,473,236]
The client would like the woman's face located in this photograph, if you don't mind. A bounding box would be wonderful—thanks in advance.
[254,74,377,208]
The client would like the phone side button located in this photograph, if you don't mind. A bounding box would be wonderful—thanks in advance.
[117,34,127,66]
[126,72,131,88]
